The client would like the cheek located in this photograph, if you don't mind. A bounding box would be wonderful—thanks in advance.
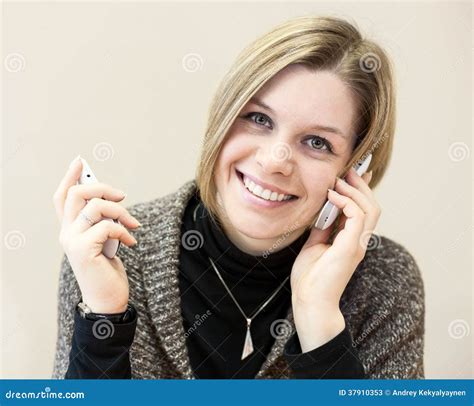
[215,133,252,176]
[301,168,335,203]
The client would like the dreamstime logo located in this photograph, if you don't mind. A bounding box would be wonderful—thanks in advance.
[92,319,115,339]
[270,319,292,339]
[93,142,115,161]
[4,52,26,72]
[352,309,389,347]
[445,225,473,255]
[181,229,204,250]
[4,386,85,400]
[184,310,212,338]
[271,142,292,162]
[262,221,300,258]
[367,132,389,156]
[359,52,381,73]
[359,230,382,251]
[0,137,25,169]
[182,53,204,72]
[4,230,26,250]
[448,142,470,162]
[448,319,470,339]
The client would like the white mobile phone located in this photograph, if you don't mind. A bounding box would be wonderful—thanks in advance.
[314,154,372,230]
[76,157,121,259]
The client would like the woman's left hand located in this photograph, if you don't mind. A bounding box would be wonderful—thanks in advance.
[290,167,381,352]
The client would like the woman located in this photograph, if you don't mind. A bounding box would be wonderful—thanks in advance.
[52,15,425,379]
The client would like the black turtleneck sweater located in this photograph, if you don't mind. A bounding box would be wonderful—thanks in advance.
[65,193,365,379]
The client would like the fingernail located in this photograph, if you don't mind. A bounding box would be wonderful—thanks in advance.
[70,154,81,167]
[132,217,141,226]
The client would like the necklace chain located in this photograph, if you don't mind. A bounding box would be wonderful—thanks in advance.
[194,200,290,360]
[208,256,289,322]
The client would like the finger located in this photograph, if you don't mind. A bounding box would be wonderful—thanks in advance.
[346,167,374,197]
[333,211,348,238]
[63,183,127,227]
[335,171,379,232]
[364,170,373,185]
[334,177,373,216]
[52,156,83,222]
[326,189,365,252]
[84,220,138,252]
[72,198,141,233]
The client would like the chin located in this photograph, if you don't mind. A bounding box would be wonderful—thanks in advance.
[231,215,282,239]
[223,200,302,240]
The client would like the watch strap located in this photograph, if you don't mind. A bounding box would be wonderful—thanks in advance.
[77,301,136,324]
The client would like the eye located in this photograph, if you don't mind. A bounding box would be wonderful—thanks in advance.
[243,112,273,129]
[241,111,334,154]
[303,136,334,154]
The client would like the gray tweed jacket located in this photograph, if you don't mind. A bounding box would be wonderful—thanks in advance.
[52,179,425,379]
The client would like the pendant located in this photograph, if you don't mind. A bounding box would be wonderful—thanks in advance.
[241,318,254,360]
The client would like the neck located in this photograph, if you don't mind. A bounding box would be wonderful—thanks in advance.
[215,214,307,257]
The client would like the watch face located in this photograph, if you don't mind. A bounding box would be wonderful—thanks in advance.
[78,302,90,315]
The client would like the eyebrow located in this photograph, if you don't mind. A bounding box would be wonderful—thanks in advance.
[248,96,347,138]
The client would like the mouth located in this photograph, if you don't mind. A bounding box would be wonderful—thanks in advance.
[235,168,298,204]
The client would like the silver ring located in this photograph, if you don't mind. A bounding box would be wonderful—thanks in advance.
[79,210,96,227]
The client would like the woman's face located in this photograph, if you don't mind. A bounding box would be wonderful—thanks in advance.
[214,64,358,253]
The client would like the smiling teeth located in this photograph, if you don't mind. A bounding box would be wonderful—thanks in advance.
[243,175,293,201]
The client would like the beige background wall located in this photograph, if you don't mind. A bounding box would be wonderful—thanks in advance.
[1,1,472,378]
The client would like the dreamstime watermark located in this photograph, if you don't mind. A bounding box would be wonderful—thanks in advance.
[352,309,389,347]
[270,142,292,162]
[92,319,115,340]
[182,52,204,72]
[262,220,300,258]
[356,131,389,166]
[93,142,115,161]
[181,229,204,250]
[4,230,26,250]
[4,52,26,72]
[184,310,212,338]
[0,137,25,169]
[359,230,382,251]
[448,142,470,162]
[370,132,389,154]
[359,52,381,73]
[270,319,293,339]
[448,319,470,339]
[4,387,85,400]
[445,224,473,255]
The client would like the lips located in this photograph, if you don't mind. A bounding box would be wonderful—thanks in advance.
[235,169,298,200]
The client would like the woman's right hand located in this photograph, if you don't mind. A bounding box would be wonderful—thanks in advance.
[52,156,141,314]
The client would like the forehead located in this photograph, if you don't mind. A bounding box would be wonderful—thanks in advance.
[248,65,357,138]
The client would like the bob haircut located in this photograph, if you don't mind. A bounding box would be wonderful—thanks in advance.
[196,15,396,232]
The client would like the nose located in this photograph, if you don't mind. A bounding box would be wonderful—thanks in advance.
[255,139,293,176]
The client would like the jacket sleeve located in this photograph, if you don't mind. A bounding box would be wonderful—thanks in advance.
[355,243,425,379]
[51,253,82,379]
[65,304,137,379]
[283,324,366,378]
[52,210,142,379]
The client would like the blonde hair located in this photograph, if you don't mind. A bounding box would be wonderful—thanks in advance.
[195,15,396,229]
